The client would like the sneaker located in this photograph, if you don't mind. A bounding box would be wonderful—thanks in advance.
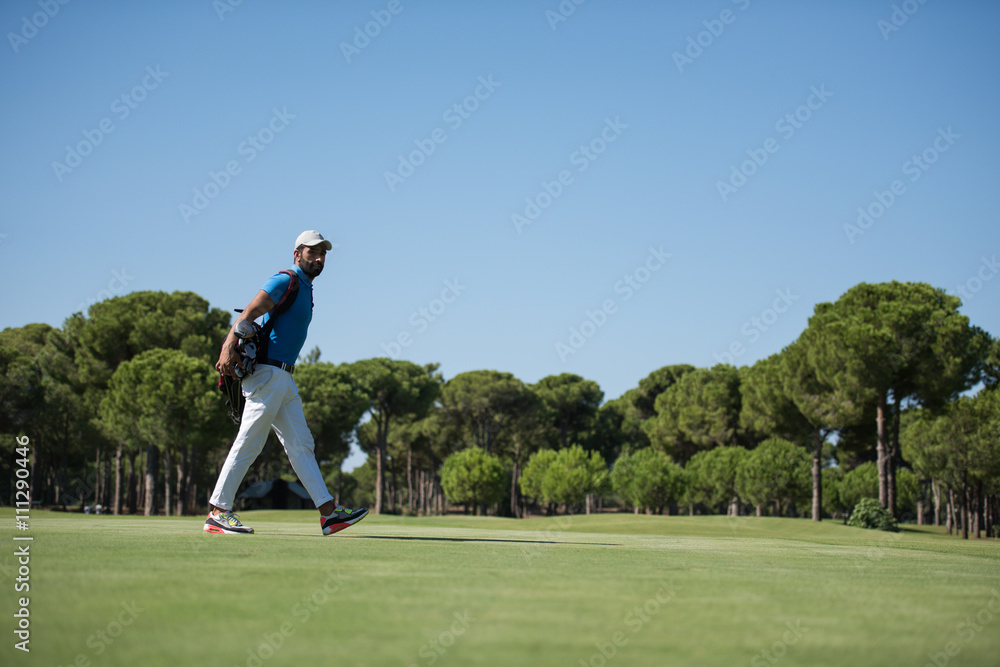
[204,510,254,535]
[321,506,369,536]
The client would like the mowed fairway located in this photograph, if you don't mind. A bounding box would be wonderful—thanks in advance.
[2,510,998,667]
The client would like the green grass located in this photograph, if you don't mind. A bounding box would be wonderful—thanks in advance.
[1,509,998,667]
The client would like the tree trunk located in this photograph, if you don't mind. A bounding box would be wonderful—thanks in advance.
[374,414,388,514]
[375,444,384,514]
[113,443,123,516]
[426,470,432,515]
[812,429,823,522]
[755,505,762,517]
[946,487,954,535]
[407,445,413,514]
[127,450,138,515]
[56,447,67,509]
[430,477,437,515]
[985,493,994,538]
[510,460,521,519]
[417,468,429,516]
[425,472,432,514]
[960,479,969,540]
[431,471,437,515]
[28,454,39,508]
[510,442,522,519]
[416,469,424,515]
[104,452,112,507]
[94,446,102,507]
[932,479,941,526]
[875,393,889,509]
[163,448,172,518]
[389,461,398,514]
[189,458,198,512]
[136,449,145,515]
[176,446,186,516]
[187,445,198,514]
[887,393,901,517]
[973,483,981,539]
[144,444,158,517]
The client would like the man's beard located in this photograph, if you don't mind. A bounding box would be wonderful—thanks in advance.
[300,261,323,279]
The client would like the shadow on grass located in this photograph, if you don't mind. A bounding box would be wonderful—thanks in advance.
[345,535,621,546]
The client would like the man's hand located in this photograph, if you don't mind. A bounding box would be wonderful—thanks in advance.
[216,339,242,378]
[216,290,275,377]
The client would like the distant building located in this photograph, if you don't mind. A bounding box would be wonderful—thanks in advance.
[237,479,314,510]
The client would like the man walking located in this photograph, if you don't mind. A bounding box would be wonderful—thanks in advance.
[205,230,368,536]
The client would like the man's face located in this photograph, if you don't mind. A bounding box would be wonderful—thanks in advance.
[295,244,326,279]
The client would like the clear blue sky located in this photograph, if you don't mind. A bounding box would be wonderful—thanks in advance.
[3,1,999,470]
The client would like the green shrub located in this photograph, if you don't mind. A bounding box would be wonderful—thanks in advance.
[848,497,899,532]
[612,448,684,514]
[519,449,557,501]
[541,445,607,508]
[441,447,506,511]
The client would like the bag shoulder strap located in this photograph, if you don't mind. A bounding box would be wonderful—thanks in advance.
[261,270,299,337]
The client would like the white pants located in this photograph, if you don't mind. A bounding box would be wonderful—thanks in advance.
[209,366,334,511]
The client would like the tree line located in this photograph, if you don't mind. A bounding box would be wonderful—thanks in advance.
[1,281,997,537]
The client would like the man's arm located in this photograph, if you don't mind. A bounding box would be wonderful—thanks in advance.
[216,290,276,377]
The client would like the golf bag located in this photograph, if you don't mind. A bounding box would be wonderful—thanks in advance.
[218,270,299,425]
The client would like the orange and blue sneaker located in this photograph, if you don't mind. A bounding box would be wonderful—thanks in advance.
[204,510,254,534]
[321,506,369,536]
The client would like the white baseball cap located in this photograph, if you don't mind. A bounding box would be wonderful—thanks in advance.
[295,230,333,251]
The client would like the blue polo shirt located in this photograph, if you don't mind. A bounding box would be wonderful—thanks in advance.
[260,265,313,365]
